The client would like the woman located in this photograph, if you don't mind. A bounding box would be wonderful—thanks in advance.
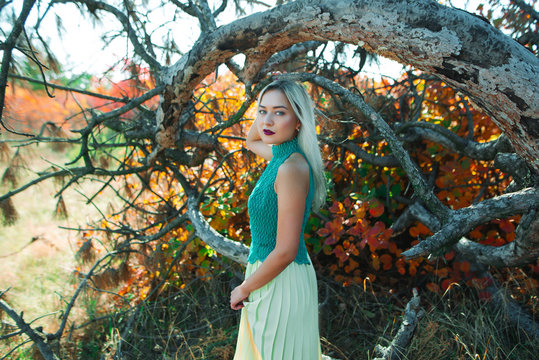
[230,79,326,359]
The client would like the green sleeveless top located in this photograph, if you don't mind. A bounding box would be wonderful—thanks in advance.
[247,137,314,265]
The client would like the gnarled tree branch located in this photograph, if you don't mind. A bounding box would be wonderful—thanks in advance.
[402,187,539,259]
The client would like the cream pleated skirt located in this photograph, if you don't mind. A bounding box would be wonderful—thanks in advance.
[233,259,321,360]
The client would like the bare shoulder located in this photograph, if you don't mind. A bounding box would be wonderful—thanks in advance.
[275,153,310,193]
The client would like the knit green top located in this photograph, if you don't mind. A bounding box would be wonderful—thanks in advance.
[247,137,313,265]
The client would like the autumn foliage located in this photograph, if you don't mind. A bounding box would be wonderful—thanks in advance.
[3,65,538,319]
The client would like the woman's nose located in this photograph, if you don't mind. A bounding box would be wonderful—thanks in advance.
[262,114,274,125]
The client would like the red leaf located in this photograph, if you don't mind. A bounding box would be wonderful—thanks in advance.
[368,199,384,217]
[499,219,515,233]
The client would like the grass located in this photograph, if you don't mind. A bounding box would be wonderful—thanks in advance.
[404,284,538,360]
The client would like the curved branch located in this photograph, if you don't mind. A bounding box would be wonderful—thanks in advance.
[399,121,512,160]
[341,140,400,168]
[454,209,539,267]
[402,187,539,259]
[390,201,441,237]
[294,72,450,220]
[186,196,249,265]
[258,41,324,80]
[158,0,539,173]
[213,0,228,18]
[54,0,162,71]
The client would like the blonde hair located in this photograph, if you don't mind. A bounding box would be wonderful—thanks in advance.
[258,79,326,211]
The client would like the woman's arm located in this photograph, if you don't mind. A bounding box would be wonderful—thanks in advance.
[246,117,272,161]
[230,155,310,310]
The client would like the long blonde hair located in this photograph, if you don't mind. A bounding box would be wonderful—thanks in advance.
[258,79,326,211]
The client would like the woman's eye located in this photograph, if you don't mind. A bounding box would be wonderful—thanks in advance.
[275,111,284,116]
[258,109,266,114]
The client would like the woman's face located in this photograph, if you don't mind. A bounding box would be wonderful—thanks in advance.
[257,89,300,145]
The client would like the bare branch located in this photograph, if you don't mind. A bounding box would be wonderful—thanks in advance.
[374,288,424,360]
[455,209,539,267]
[258,41,324,79]
[390,202,441,237]
[402,187,539,259]
[399,122,513,161]
[54,0,162,71]
[186,195,249,265]
[340,140,400,167]
[157,0,539,173]
[0,300,60,360]
[213,0,228,18]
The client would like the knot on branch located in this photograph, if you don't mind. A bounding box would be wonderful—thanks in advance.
[494,152,539,192]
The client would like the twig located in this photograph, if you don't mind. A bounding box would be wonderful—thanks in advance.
[0,236,41,258]
[8,74,130,103]
[52,250,121,339]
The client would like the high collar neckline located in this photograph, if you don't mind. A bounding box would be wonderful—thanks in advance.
[272,137,300,158]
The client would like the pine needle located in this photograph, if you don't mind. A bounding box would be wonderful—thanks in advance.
[45,123,68,151]
[75,238,95,264]
[0,142,12,163]
[93,268,119,290]
[1,166,18,187]
[11,148,28,170]
[0,198,19,225]
[54,195,68,219]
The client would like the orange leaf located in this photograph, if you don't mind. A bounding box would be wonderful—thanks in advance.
[409,263,417,276]
[380,254,393,270]
[371,253,380,271]
[499,219,515,233]
[441,279,455,291]
[329,201,346,215]
[434,267,449,278]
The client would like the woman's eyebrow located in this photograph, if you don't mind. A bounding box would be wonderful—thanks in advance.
[259,104,288,109]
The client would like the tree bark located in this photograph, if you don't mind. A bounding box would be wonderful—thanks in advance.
[402,187,539,259]
[374,288,424,360]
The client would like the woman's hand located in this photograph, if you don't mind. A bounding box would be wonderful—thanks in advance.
[230,283,250,310]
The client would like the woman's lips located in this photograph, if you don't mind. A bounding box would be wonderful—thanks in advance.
[263,129,275,135]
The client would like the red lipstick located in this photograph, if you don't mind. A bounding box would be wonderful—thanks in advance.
[263,129,275,135]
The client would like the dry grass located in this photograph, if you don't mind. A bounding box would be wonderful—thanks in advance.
[404,286,538,360]
[0,141,120,355]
